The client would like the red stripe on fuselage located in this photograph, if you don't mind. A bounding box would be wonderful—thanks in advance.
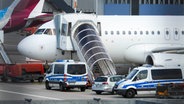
[3,0,39,32]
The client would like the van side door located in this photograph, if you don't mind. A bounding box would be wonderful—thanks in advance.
[132,70,150,95]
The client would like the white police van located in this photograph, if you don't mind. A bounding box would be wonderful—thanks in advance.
[45,60,88,92]
[114,64,184,98]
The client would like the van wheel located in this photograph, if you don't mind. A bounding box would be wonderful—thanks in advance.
[45,81,51,90]
[59,83,66,91]
[80,87,86,92]
[125,89,135,98]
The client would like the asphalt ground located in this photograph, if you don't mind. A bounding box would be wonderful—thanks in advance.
[0,81,184,104]
[0,81,156,100]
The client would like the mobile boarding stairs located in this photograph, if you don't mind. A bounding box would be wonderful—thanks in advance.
[54,14,117,80]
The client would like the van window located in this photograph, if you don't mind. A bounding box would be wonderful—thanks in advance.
[54,64,64,74]
[126,69,138,80]
[67,64,86,75]
[134,70,148,81]
[151,69,182,80]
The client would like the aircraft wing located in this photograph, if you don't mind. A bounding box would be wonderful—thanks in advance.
[152,46,184,54]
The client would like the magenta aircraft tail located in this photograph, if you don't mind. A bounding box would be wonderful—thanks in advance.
[3,0,52,33]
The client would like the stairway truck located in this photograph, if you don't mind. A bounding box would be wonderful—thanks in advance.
[45,60,88,92]
[114,64,184,98]
[0,63,45,82]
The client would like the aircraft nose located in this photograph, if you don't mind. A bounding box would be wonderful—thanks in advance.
[17,35,40,59]
[17,35,57,60]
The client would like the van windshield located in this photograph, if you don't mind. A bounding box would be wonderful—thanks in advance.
[126,69,138,80]
[67,64,86,75]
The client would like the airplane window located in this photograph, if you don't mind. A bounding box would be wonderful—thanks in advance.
[134,31,137,35]
[182,31,184,35]
[122,31,126,35]
[105,31,108,35]
[128,31,131,35]
[111,31,114,35]
[53,29,56,35]
[44,29,52,35]
[157,31,160,35]
[117,31,120,35]
[140,31,143,35]
[175,31,178,35]
[151,31,154,35]
[34,29,45,35]
[166,31,169,35]
[146,31,149,35]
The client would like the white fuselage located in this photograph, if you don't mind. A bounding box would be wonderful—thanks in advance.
[17,14,184,66]
[98,16,184,63]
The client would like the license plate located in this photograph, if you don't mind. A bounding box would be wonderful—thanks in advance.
[96,84,102,87]
[68,80,76,83]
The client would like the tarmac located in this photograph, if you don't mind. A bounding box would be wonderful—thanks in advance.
[0,98,184,104]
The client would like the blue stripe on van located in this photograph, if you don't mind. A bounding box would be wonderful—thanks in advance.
[122,79,184,89]
[46,74,87,82]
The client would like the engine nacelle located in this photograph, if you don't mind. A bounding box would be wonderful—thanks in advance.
[124,44,184,66]
[124,44,150,64]
[146,53,184,66]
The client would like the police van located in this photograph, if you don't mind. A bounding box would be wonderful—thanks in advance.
[114,64,184,98]
[44,60,88,92]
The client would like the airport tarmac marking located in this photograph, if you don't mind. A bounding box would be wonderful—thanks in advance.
[0,89,63,100]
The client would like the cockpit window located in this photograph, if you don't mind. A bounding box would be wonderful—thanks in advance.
[34,29,45,34]
[53,29,56,35]
[44,29,52,35]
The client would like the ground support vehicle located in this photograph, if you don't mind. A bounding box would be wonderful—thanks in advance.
[156,83,184,99]
[0,63,44,82]
[45,60,88,92]
[114,64,184,98]
[92,75,125,94]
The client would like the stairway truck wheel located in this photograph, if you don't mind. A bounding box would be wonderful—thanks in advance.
[1,77,8,82]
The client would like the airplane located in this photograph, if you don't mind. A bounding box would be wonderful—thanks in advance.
[17,13,184,75]
[0,0,53,33]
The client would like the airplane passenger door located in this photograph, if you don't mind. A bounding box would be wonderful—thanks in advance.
[54,14,73,51]
[164,28,170,40]
[60,22,73,51]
